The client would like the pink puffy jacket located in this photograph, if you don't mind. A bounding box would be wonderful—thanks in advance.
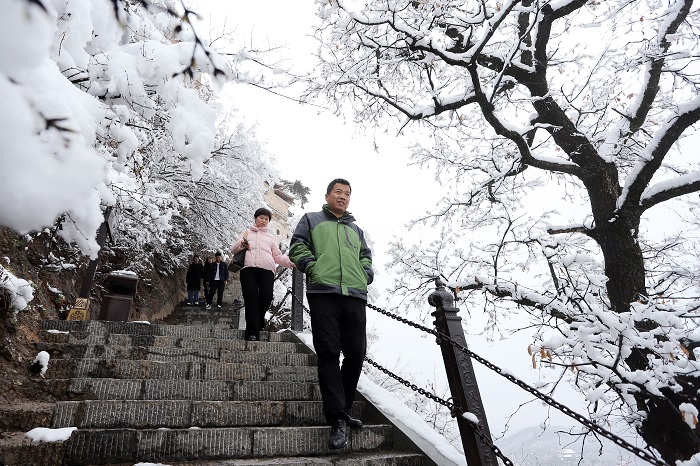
[231,226,294,273]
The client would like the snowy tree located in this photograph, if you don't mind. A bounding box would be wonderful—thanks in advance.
[1,0,279,270]
[307,0,700,462]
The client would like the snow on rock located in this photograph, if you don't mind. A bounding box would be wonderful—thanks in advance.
[25,427,76,443]
[0,264,34,313]
[33,351,50,376]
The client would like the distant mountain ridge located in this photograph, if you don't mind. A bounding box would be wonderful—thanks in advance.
[497,425,640,466]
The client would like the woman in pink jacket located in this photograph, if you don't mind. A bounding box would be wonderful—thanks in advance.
[231,207,295,341]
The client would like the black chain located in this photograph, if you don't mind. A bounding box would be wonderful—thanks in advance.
[366,357,515,466]
[366,303,671,466]
[288,287,307,310]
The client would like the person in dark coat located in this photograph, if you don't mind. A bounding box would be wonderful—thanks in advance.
[185,255,204,305]
[202,256,214,304]
[205,252,229,309]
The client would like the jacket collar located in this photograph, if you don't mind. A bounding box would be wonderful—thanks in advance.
[322,204,355,222]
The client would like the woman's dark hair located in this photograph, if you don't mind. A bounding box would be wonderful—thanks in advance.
[326,178,351,194]
[254,207,272,220]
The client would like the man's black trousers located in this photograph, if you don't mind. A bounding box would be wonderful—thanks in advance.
[240,267,275,339]
[307,293,367,425]
[207,280,225,306]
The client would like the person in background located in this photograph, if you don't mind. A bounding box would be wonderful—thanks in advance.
[185,254,203,305]
[205,252,228,309]
[289,178,373,450]
[202,256,214,304]
[231,207,295,342]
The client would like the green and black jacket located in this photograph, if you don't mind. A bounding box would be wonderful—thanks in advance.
[289,205,373,301]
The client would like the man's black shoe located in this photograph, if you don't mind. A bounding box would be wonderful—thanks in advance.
[245,335,258,342]
[344,413,363,429]
[328,419,348,450]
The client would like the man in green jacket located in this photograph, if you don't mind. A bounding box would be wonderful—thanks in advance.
[289,178,373,450]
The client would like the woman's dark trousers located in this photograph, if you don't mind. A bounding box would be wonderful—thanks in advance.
[307,293,367,425]
[240,267,275,339]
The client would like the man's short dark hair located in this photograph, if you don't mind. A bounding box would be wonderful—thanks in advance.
[254,207,272,220]
[215,252,222,257]
[326,178,351,195]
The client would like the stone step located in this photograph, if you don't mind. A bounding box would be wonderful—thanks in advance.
[110,451,425,465]
[65,378,322,401]
[39,343,316,365]
[170,304,240,310]
[171,317,239,325]
[62,425,395,466]
[0,402,54,431]
[45,359,318,382]
[51,400,364,429]
[42,320,291,342]
[0,432,68,466]
[160,307,243,323]
[40,331,302,353]
[165,309,241,317]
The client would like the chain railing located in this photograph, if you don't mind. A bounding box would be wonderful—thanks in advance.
[365,357,515,466]
[287,283,670,466]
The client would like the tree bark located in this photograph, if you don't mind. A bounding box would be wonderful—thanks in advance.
[592,214,700,461]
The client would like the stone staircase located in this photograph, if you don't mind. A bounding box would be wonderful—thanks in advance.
[0,301,427,465]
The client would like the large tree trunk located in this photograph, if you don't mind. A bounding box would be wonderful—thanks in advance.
[594,220,646,314]
[594,219,700,462]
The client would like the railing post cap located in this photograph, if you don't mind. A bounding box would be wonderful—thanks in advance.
[428,277,454,308]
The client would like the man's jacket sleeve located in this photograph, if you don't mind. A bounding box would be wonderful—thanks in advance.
[359,229,373,285]
[289,214,316,275]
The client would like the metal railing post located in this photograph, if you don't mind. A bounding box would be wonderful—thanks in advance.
[429,278,497,466]
[290,268,304,331]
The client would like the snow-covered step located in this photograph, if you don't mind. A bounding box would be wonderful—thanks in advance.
[62,425,395,466]
[40,343,316,365]
[45,359,318,382]
[51,400,365,429]
[65,378,322,401]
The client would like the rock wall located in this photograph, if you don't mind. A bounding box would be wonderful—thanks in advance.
[0,227,190,403]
